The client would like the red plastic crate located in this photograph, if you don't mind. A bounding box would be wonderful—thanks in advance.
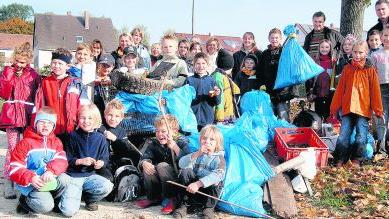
[274,127,329,168]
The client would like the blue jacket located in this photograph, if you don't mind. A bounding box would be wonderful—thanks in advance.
[187,74,221,126]
[66,128,110,177]
[179,151,225,188]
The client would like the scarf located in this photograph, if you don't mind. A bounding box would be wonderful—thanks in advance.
[242,68,256,76]
[351,59,366,69]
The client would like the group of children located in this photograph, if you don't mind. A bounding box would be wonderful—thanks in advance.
[0,19,389,217]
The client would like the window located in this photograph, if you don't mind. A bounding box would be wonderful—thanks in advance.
[76,36,84,43]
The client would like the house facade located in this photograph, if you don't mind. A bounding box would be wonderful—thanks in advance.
[33,12,116,68]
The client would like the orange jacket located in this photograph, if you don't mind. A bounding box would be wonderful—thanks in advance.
[330,61,383,118]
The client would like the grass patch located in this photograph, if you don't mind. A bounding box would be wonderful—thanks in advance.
[378,189,389,201]
[313,185,352,211]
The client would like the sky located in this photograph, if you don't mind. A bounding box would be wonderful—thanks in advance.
[2,0,380,49]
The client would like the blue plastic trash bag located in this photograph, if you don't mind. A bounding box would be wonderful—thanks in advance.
[218,133,275,217]
[274,25,324,89]
[116,85,198,134]
[350,129,374,160]
[239,91,295,142]
[240,90,275,116]
[164,85,198,133]
[116,91,162,114]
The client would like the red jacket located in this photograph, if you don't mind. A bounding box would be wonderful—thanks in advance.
[35,73,89,135]
[0,65,41,128]
[9,127,68,195]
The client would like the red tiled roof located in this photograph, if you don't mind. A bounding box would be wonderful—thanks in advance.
[175,33,242,52]
[0,33,33,50]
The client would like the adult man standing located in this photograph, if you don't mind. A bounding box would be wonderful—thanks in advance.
[368,0,389,37]
[303,11,344,98]
[303,11,344,62]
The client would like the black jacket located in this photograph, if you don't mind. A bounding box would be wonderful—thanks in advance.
[257,45,297,104]
[232,48,262,80]
[139,136,190,170]
[367,18,389,40]
[303,27,344,54]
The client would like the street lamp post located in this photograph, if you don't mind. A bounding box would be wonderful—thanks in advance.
[192,0,195,36]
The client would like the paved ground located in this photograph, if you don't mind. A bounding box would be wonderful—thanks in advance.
[0,131,246,218]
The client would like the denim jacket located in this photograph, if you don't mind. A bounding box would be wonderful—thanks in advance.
[179,151,225,188]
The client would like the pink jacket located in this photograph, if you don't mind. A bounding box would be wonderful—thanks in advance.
[0,65,41,128]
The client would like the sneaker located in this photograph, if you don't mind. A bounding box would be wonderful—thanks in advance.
[161,198,175,215]
[85,202,98,211]
[135,199,159,209]
[173,205,187,218]
[200,208,214,219]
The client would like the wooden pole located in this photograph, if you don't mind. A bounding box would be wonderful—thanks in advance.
[167,181,275,219]
[157,77,178,173]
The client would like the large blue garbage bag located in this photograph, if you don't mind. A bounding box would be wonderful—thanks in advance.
[274,25,324,89]
[116,91,162,114]
[188,124,275,217]
[164,85,198,133]
[350,129,374,160]
[218,127,275,217]
[240,90,295,141]
[116,85,198,134]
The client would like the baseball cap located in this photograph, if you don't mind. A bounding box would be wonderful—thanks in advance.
[98,53,115,66]
[123,46,138,58]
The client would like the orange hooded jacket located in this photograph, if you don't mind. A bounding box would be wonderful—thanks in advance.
[330,60,383,118]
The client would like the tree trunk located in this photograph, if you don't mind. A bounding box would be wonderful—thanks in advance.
[340,0,370,39]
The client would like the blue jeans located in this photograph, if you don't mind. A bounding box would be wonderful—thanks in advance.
[373,84,389,155]
[334,113,368,162]
[59,173,113,217]
[24,173,68,214]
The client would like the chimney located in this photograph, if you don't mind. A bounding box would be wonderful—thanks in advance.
[84,11,89,30]
[66,11,71,16]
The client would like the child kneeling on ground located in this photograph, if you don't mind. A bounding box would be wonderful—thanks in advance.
[173,125,226,219]
[60,104,113,216]
[9,107,69,215]
[136,114,190,214]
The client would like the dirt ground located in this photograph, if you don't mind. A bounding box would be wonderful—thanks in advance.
[0,131,247,219]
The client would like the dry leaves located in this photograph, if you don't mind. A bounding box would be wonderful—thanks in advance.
[296,157,389,218]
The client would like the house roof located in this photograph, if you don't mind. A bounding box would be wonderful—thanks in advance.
[175,33,242,52]
[34,13,116,52]
[0,33,33,50]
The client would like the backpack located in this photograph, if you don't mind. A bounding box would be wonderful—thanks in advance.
[113,165,141,202]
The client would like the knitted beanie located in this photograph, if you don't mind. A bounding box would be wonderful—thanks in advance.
[243,54,258,66]
[216,49,234,70]
[34,112,57,127]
